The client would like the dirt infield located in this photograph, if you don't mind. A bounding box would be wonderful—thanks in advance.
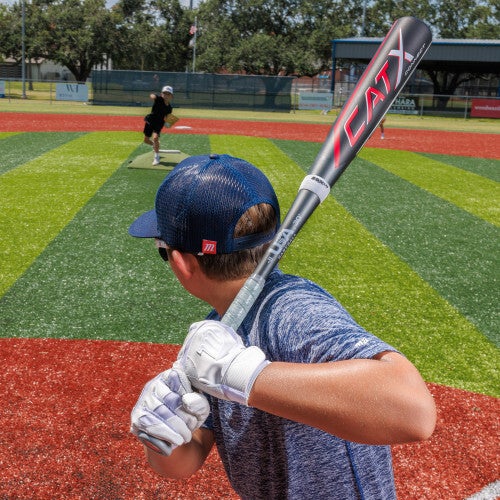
[0,338,498,500]
[1,111,499,158]
[0,112,498,499]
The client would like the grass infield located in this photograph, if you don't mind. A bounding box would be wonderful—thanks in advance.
[0,130,498,399]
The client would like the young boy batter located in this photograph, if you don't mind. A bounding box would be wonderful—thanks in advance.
[128,154,436,499]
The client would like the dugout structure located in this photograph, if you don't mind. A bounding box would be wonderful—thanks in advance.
[92,71,293,111]
[331,37,500,95]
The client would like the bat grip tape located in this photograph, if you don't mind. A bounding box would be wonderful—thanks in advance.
[299,175,331,203]
[222,274,266,330]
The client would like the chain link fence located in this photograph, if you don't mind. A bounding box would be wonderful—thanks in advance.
[1,76,499,119]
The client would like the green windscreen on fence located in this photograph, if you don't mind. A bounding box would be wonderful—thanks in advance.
[91,70,293,111]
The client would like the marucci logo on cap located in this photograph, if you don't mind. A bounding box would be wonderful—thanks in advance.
[202,240,217,254]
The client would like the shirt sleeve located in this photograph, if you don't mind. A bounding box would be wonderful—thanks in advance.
[254,277,398,364]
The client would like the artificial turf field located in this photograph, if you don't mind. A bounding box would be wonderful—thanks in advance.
[0,113,498,499]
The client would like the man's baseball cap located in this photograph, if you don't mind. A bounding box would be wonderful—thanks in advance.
[129,154,280,255]
[161,85,173,94]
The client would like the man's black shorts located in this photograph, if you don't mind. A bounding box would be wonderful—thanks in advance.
[143,114,165,136]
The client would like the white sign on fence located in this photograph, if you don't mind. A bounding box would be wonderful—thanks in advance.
[56,83,88,102]
[389,96,418,115]
[0,81,5,98]
[299,92,332,111]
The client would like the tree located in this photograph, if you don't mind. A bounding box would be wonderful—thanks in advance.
[1,0,497,92]
[111,0,193,71]
[0,3,31,66]
[110,0,161,71]
[429,0,499,106]
[0,5,17,63]
[295,0,358,67]
[195,0,359,77]
[0,1,47,88]
[364,0,436,37]
[34,0,116,82]
[433,0,499,39]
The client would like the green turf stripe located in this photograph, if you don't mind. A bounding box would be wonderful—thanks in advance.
[342,158,498,344]
[359,149,499,226]
[419,153,500,182]
[264,137,498,396]
[0,132,85,175]
[277,139,499,342]
[0,132,138,296]
[0,133,211,343]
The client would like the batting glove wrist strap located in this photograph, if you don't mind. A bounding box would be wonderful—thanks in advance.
[175,320,270,406]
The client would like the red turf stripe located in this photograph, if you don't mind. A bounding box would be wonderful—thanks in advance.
[0,112,498,158]
[0,337,497,499]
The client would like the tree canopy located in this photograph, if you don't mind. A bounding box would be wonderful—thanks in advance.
[0,0,498,88]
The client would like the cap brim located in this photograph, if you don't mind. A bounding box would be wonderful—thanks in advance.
[128,210,161,238]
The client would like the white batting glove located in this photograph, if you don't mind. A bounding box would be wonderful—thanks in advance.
[174,320,270,406]
[130,368,210,456]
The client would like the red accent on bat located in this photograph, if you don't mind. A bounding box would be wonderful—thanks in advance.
[344,107,365,147]
[376,61,392,93]
[365,87,386,124]
[331,23,418,168]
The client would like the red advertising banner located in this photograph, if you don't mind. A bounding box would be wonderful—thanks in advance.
[471,99,500,118]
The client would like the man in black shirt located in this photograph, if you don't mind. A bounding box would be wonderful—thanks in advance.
[144,85,174,165]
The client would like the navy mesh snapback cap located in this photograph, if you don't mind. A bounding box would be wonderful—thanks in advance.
[129,154,280,255]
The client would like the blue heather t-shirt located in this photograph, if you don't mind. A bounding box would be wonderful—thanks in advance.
[204,269,397,500]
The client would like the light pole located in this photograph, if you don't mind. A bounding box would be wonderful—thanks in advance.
[191,16,197,73]
[21,0,27,98]
[361,0,367,37]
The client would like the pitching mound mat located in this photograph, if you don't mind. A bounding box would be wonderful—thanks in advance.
[127,150,189,171]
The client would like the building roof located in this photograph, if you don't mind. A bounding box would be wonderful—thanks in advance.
[332,38,500,73]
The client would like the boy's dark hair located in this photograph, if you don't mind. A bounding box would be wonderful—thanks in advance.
[195,203,277,280]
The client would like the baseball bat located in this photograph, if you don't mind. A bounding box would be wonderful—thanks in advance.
[222,16,432,329]
[139,16,432,455]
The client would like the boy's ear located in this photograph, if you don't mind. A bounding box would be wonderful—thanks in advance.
[170,250,199,279]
